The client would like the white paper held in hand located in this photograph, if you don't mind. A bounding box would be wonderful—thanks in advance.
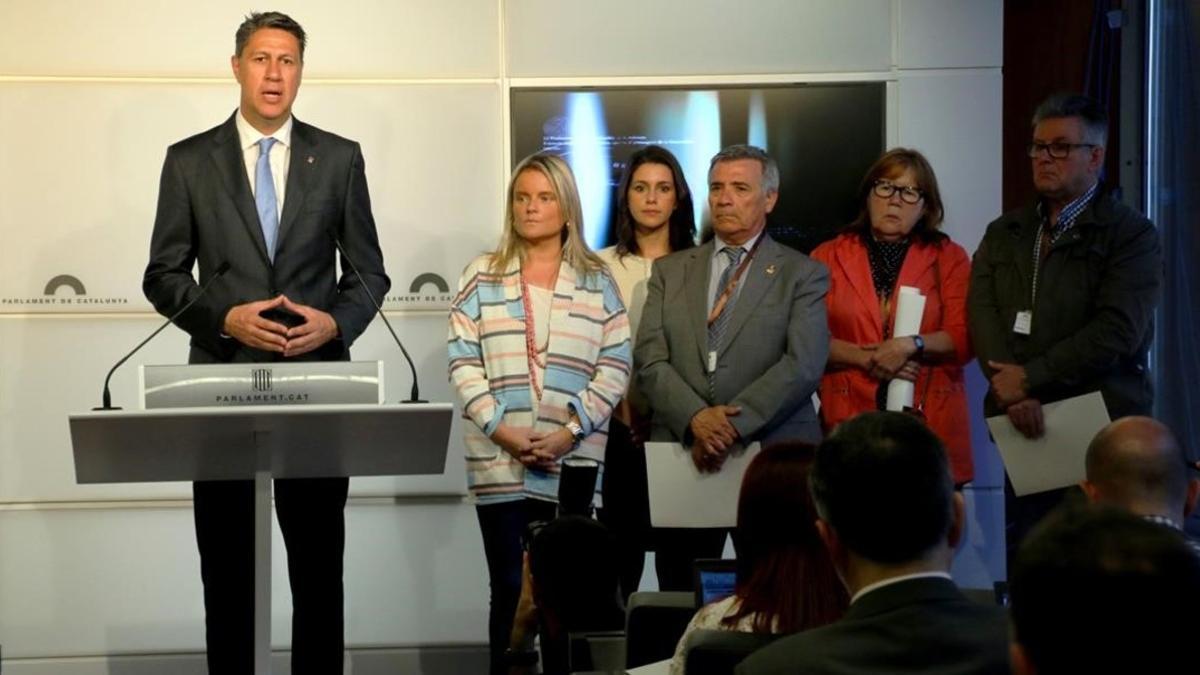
[886,285,926,411]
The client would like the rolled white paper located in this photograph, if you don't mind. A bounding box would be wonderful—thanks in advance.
[886,285,927,412]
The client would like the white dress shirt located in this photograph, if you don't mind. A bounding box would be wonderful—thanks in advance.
[234,110,292,220]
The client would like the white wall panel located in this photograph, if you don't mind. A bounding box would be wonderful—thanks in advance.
[504,0,893,77]
[0,82,502,314]
[897,0,1004,69]
[0,0,499,78]
[0,501,488,657]
[896,70,1002,254]
[0,311,466,502]
[951,486,1006,587]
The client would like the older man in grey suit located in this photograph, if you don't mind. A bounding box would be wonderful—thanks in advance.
[635,144,830,590]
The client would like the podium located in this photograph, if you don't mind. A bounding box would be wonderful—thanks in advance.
[68,362,453,675]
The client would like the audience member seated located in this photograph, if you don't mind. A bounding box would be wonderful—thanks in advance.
[1082,415,1200,555]
[737,411,1009,675]
[1009,505,1200,674]
[507,516,624,675]
[669,443,846,674]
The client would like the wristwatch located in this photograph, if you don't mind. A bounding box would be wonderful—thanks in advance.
[565,419,586,448]
[912,334,925,359]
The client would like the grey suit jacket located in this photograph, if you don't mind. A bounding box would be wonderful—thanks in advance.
[634,234,830,445]
[143,112,390,364]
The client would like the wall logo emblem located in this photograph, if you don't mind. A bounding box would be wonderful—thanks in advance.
[44,275,87,295]
[409,273,450,294]
[384,271,454,309]
[252,368,273,392]
[2,273,132,311]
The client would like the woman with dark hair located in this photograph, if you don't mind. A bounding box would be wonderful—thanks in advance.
[596,145,696,601]
[810,148,975,484]
[668,443,847,674]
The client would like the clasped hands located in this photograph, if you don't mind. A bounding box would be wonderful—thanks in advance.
[689,405,742,473]
[987,360,1044,439]
[223,295,338,357]
[491,424,575,471]
[859,337,920,382]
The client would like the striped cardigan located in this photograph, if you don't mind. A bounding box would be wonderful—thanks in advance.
[448,254,631,504]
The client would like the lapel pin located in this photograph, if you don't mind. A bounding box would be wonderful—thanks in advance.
[306,155,315,164]
[765,264,777,276]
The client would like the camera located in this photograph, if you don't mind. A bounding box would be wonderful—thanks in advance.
[522,457,600,551]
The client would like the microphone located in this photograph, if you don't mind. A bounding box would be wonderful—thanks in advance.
[96,261,231,411]
[327,229,425,403]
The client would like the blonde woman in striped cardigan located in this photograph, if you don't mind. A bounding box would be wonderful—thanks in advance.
[448,152,631,674]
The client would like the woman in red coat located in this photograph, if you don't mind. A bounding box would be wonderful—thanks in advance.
[810,148,974,484]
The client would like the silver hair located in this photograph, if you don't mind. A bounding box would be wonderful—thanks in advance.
[708,144,780,194]
[1032,93,1108,147]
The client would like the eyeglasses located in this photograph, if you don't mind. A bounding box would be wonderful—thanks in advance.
[872,180,924,205]
[1027,142,1097,159]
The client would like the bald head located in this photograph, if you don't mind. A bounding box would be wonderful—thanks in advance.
[1084,417,1192,519]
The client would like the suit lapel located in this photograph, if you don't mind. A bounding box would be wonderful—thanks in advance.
[893,241,937,308]
[1009,206,1039,299]
[277,118,317,249]
[718,235,783,357]
[685,243,714,365]
[836,236,881,333]
[210,113,271,266]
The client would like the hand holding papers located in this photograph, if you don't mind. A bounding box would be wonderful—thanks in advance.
[886,286,926,411]
[645,442,762,528]
[986,392,1110,496]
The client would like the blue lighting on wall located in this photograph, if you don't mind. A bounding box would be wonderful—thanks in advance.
[565,92,611,249]
[748,91,768,150]
[680,91,722,233]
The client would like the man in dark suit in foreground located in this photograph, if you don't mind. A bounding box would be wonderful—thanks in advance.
[142,11,389,674]
[737,412,1008,675]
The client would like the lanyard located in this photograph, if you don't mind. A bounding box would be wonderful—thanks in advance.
[1030,222,1048,309]
[706,235,764,327]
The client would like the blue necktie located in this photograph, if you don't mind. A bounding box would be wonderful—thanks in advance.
[255,137,279,262]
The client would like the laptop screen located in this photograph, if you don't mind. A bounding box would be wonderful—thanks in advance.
[693,558,738,607]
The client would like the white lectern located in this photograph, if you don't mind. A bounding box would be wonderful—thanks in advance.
[70,386,452,674]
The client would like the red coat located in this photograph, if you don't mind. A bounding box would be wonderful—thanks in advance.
[810,232,975,484]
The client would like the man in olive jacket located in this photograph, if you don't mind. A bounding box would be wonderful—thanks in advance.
[967,93,1162,559]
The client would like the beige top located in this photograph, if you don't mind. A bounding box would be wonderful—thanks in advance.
[669,595,770,675]
[598,246,654,413]
[527,284,553,417]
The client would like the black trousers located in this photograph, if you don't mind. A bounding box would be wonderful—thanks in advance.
[194,477,349,675]
[1003,476,1084,570]
[653,527,729,592]
[476,498,559,675]
[597,418,652,603]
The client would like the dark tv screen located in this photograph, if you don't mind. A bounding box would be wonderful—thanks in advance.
[511,83,885,253]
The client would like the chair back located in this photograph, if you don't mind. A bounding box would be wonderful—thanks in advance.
[683,629,783,675]
[625,591,696,668]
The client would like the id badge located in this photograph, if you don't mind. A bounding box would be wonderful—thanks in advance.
[1013,310,1032,335]
[708,350,718,373]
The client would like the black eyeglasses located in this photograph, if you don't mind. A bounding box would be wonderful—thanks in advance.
[1026,142,1097,159]
[872,180,924,205]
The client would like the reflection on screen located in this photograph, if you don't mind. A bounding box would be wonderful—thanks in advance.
[511,84,885,253]
[699,570,738,606]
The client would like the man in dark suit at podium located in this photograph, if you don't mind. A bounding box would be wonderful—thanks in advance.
[142,11,389,674]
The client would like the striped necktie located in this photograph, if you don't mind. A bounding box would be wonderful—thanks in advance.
[708,245,744,392]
